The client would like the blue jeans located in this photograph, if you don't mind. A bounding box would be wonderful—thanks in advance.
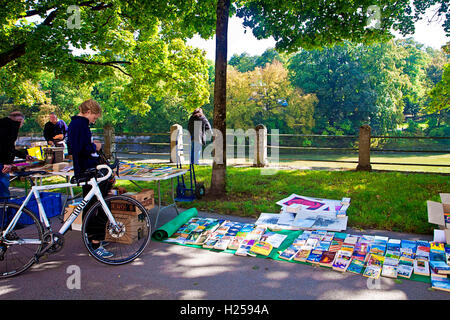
[0,165,10,199]
[190,142,202,165]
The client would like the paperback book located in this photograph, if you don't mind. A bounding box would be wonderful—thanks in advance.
[278,245,300,261]
[397,264,414,279]
[347,258,365,274]
[250,241,273,256]
[414,259,430,276]
[431,274,450,292]
[363,265,382,279]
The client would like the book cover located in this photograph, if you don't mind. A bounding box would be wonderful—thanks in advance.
[381,265,398,278]
[306,249,324,264]
[261,233,288,248]
[385,249,401,260]
[430,242,445,253]
[344,235,359,246]
[235,239,256,256]
[291,238,307,248]
[329,240,343,252]
[332,250,352,271]
[384,256,399,267]
[319,251,337,267]
[430,260,450,275]
[254,213,281,227]
[397,264,414,278]
[363,265,381,279]
[228,237,242,250]
[387,239,401,252]
[347,258,365,274]
[400,239,417,259]
[366,254,385,267]
[185,230,203,244]
[413,259,430,276]
[430,251,446,263]
[213,236,232,250]
[369,242,387,256]
[305,238,320,249]
[416,240,430,260]
[250,241,273,256]
[278,245,300,261]
[316,240,331,251]
[245,226,266,241]
[431,274,450,292]
[293,248,312,262]
[353,243,368,261]
[236,224,255,239]
[203,235,222,249]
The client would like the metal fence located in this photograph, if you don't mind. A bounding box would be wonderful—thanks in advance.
[18,126,450,171]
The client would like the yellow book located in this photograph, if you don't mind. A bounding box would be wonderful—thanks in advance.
[249,241,273,256]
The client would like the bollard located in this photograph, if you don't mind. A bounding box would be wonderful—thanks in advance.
[356,124,372,171]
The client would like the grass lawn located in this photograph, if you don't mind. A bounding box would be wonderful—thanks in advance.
[12,165,449,235]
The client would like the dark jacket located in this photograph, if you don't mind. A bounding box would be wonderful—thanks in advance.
[67,116,99,177]
[0,117,27,164]
[43,119,68,143]
[188,114,211,145]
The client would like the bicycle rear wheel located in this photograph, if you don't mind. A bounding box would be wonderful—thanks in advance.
[0,202,44,278]
[82,195,152,265]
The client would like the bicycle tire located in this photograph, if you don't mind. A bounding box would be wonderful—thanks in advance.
[82,195,152,265]
[0,202,44,278]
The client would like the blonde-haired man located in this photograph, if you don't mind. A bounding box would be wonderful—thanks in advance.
[67,99,113,258]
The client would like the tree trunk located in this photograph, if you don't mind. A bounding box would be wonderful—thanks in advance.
[209,0,230,197]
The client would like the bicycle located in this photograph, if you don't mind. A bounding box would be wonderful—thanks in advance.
[0,164,152,278]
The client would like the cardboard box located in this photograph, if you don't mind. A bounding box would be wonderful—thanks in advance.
[427,193,450,244]
[53,162,70,171]
[63,203,83,231]
[104,213,148,244]
[110,189,154,215]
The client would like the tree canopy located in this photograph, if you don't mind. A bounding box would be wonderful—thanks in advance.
[0,0,217,113]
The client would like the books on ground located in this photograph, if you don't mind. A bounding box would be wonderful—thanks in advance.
[347,258,365,274]
[397,264,414,279]
[414,259,430,276]
[250,241,273,256]
[431,274,450,292]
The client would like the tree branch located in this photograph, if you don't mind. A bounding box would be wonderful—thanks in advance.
[74,59,132,77]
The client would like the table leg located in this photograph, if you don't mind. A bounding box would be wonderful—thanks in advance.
[171,177,179,216]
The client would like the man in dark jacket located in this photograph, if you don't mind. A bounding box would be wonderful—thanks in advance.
[43,112,68,146]
[67,99,113,258]
[187,108,212,164]
[0,111,33,198]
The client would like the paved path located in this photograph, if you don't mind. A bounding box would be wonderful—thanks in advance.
[0,205,449,302]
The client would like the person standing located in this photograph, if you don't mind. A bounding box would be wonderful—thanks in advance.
[43,112,68,146]
[187,108,212,165]
[0,111,34,198]
[67,99,113,258]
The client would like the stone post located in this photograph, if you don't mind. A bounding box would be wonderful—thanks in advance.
[103,124,115,159]
[254,124,268,167]
[356,124,372,171]
[170,124,184,164]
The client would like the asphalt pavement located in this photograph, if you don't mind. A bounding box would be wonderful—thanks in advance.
[1,201,449,304]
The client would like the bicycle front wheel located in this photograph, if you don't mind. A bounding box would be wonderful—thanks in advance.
[0,202,44,278]
[82,195,152,265]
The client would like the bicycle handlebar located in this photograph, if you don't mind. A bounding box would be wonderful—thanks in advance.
[96,164,113,183]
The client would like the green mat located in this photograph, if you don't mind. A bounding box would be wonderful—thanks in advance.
[152,211,430,284]
[152,207,198,241]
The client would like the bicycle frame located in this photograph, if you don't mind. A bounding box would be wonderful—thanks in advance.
[2,165,117,245]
